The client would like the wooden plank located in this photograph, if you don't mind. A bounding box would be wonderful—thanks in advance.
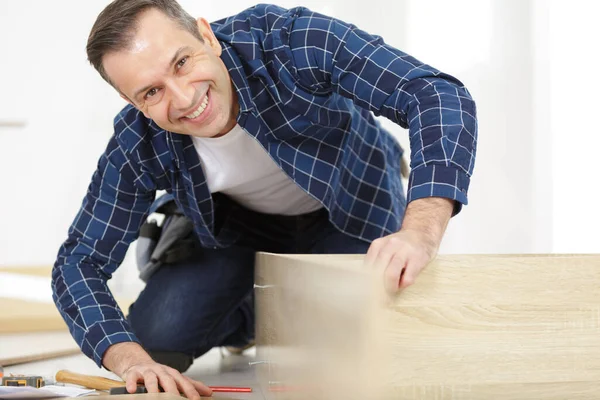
[254,253,387,400]
[63,394,235,400]
[0,296,133,334]
[0,332,77,361]
[86,396,182,400]
[0,266,52,277]
[0,298,69,333]
[0,348,81,366]
[254,253,600,400]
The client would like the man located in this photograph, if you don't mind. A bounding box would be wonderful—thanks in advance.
[51,0,477,398]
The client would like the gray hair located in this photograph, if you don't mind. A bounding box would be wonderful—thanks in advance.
[86,0,204,85]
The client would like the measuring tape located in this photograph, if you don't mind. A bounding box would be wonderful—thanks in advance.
[2,376,45,388]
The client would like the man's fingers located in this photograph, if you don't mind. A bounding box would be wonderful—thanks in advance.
[142,371,160,393]
[167,370,204,400]
[157,372,179,395]
[364,238,385,268]
[366,230,437,293]
[119,362,211,398]
[184,376,213,397]
[175,378,200,400]
[399,255,427,289]
[375,245,396,272]
[125,370,142,394]
[367,239,398,276]
[384,254,407,294]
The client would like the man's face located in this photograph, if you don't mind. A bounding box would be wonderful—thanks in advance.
[103,9,238,138]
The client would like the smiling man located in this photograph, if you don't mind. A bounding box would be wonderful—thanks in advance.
[51,0,477,398]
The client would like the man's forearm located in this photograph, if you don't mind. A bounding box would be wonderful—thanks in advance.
[400,197,455,247]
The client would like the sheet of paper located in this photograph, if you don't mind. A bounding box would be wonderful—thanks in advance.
[42,386,98,397]
[0,385,98,399]
[0,386,64,399]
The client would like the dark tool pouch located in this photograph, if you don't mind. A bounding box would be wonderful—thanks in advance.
[135,195,196,282]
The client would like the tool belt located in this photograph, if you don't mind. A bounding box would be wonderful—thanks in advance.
[135,194,196,282]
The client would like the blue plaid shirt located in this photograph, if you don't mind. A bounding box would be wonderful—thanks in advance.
[52,4,477,367]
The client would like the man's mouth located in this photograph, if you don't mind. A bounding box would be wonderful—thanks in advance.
[183,91,209,119]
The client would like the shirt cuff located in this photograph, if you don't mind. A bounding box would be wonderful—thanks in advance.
[82,320,142,368]
[407,164,471,216]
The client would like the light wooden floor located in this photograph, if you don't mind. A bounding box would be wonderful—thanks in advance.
[1,332,264,399]
[0,266,265,399]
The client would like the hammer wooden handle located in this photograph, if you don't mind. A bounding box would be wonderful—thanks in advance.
[55,370,124,390]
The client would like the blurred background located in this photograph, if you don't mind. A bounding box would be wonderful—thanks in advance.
[0,0,598,300]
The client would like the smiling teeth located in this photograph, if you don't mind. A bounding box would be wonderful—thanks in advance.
[184,94,209,119]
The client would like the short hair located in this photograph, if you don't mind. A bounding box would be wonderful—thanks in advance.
[86,0,203,85]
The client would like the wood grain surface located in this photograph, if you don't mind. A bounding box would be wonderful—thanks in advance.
[255,253,388,400]
[254,253,600,400]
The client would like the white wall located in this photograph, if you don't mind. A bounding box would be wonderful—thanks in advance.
[400,0,540,254]
[401,0,600,255]
[547,0,600,253]
[531,0,554,253]
[0,0,597,288]
[0,1,129,267]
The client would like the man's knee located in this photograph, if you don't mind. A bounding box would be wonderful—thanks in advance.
[125,247,256,369]
[127,304,197,372]
[127,300,193,352]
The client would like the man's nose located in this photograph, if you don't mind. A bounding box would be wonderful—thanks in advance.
[170,81,196,111]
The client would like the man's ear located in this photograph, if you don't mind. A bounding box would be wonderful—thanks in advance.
[197,17,221,56]
[119,92,150,118]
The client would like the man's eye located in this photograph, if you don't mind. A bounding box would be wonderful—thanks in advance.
[177,56,188,69]
[145,88,158,98]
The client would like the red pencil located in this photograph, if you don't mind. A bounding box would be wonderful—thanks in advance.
[208,386,253,393]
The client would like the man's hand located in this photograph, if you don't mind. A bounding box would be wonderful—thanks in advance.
[365,197,454,294]
[102,342,212,399]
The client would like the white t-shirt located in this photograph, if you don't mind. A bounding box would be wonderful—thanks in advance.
[191,124,323,216]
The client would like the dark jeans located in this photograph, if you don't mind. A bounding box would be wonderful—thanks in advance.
[126,201,371,371]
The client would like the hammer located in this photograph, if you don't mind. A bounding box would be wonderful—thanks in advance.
[55,370,252,394]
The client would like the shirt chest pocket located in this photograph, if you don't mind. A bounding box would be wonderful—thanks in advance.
[247,64,350,144]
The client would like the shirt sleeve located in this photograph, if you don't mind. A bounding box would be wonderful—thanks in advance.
[279,6,478,213]
[51,130,156,367]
